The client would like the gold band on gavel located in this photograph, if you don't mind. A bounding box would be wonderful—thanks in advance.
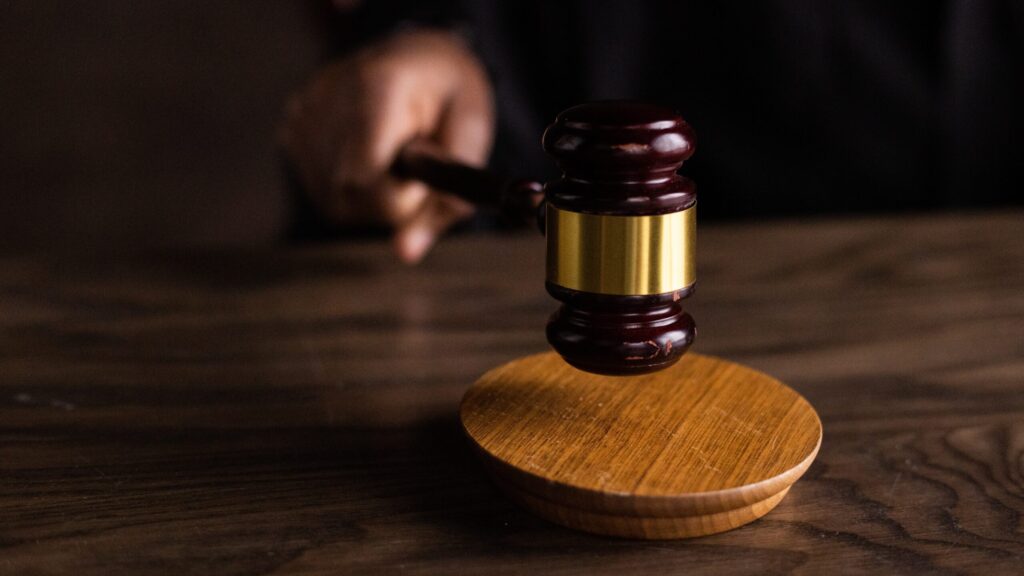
[546,204,696,296]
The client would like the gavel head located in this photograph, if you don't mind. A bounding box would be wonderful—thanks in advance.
[543,101,697,375]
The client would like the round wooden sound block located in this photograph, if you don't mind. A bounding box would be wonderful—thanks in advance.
[460,352,822,539]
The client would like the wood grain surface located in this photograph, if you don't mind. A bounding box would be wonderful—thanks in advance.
[462,352,821,538]
[2,211,1023,574]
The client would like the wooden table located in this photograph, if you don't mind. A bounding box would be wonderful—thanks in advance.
[3,212,1023,575]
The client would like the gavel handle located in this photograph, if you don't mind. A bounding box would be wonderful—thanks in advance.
[392,138,544,228]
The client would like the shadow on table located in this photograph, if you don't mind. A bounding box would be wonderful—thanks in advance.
[320,414,809,571]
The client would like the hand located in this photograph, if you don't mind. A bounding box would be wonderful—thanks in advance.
[280,29,494,263]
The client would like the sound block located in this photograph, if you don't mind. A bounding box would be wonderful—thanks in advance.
[460,352,822,539]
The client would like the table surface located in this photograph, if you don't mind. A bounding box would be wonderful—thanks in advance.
[2,211,1023,575]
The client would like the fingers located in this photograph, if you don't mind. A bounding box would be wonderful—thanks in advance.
[365,96,439,223]
[389,48,495,264]
[356,42,494,252]
[332,62,445,226]
[393,192,475,264]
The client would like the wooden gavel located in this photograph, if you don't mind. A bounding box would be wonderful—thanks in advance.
[392,101,698,376]
[391,138,545,229]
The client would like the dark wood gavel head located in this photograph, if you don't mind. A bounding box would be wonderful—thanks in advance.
[542,101,697,375]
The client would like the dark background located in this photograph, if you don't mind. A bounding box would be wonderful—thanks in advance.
[0,3,328,250]
[1,1,1021,251]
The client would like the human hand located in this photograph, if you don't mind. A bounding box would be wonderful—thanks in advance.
[280,29,494,263]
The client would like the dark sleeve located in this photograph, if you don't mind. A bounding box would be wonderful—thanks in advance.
[321,0,470,56]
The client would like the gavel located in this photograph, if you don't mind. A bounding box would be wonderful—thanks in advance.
[393,101,697,376]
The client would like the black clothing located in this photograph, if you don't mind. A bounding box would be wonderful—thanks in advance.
[336,0,1024,220]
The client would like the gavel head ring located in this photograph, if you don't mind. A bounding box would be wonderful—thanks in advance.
[542,101,697,375]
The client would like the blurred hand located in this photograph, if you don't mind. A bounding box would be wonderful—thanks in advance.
[280,29,494,263]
